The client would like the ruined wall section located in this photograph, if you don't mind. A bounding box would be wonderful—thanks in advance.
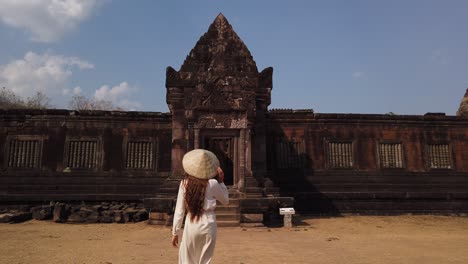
[267,110,468,214]
[0,109,172,203]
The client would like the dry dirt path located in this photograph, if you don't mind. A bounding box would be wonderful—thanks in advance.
[1,215,467,264]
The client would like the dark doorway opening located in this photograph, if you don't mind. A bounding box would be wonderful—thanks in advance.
[204,137,234,185]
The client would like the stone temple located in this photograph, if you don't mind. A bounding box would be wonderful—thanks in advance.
[1,14,468,225]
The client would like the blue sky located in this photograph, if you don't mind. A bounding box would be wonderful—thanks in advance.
[0,0,467,114]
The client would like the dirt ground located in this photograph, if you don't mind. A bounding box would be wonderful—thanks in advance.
[1,215,467,264]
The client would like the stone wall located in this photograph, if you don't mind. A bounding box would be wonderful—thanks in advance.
[267,110,468,214]
[2,108,468,216]
[0,109,172,202]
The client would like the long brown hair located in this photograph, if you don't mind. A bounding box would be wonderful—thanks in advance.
[183,174,208,222]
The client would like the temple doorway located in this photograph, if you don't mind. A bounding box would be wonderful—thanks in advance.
[204,137,235,185]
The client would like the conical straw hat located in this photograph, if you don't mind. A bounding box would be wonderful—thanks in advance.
[182,149,220,179]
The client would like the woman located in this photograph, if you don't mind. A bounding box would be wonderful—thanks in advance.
[171,149,229,264]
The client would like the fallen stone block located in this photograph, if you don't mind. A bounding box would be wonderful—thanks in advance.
[92,205,103,212]
[241,213,264,223]
[0,213,13,223]
[68,208,93,223]
[67,213,86,223]
[100,210,114,223]
[110,204,123,210]
[114,210,124,223]
[86,211,100,223]
[31,205,53,220]
[11,212,32,223]
[123,209,139,223]
[0,212,32,223]
[53,203,69,222]
[133,209,149,222]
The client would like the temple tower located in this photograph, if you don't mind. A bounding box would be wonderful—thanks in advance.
[166,13,273,192]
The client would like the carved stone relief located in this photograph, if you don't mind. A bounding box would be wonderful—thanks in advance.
[197,114,247,129]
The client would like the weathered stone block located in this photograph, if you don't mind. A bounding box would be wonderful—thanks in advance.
[149,212,169,221]
[92,205,103,212]
[67,213,85,223]
[0,212,32,223]
[68,208,93,223]
[31,205,53,220]
[114,210,124,223]
[133,209,149,222]
[86,211,100,223]
[0,213,13,223]
[53,203,69,222]
[148,212,171,225]
[110,204,123,210]
[100,210,114,223]
[123,209,138,223]
[241,213,263,223]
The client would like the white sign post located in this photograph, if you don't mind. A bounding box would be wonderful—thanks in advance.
[279,208,295,228]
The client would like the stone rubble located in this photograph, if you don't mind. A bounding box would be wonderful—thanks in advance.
[0,202,148,224]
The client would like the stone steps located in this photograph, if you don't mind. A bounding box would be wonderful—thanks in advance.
[217,220,241,227]
[216,198,240,226]
[217,213,240,221]
[216,205,239,214]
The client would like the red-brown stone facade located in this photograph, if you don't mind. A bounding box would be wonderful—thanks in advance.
[1,14,468,217]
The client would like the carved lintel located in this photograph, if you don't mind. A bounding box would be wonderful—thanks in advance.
[197,113,247,129]
[230,118,247,128]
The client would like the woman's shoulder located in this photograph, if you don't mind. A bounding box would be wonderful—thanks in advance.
[208,178,218,185]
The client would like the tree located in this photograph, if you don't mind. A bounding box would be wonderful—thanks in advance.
[0,87,24,109]
[25,91,52,109]
[68,94,123,111]
[0,87,52,109]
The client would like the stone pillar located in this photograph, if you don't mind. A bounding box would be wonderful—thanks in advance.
[187,121,194,150]
[251,102,268,183]
[170,109,186,180]
[238,128,246,192]
[246,127,252,172]
[194,128,200,149]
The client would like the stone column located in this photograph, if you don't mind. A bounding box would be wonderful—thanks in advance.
[238,128,246,192]
[170,109,186,180]
[246,127,252,172]
[187,121,194,150]
[194,128,200,149]
[251,102,268,183]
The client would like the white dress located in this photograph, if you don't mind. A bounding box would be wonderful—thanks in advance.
[172,179,229,264]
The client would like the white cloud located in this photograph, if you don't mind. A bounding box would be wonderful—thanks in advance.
[63,86,82,95]
[0,0,103,42]
[73,86,82,95]
[94,82,141,110]
[352,71,365,79]
[118,99,142,111]
[0,51,94,98]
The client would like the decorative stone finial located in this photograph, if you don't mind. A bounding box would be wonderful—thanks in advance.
[179,13,257,74]
[457,88,468,117]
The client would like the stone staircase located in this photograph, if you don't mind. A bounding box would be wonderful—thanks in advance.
[215,187,241,227]
[216,198,240,227]
[145,178,286,227]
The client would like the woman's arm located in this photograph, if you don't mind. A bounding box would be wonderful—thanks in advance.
[172,181,186,240]
[213,167,229,205]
